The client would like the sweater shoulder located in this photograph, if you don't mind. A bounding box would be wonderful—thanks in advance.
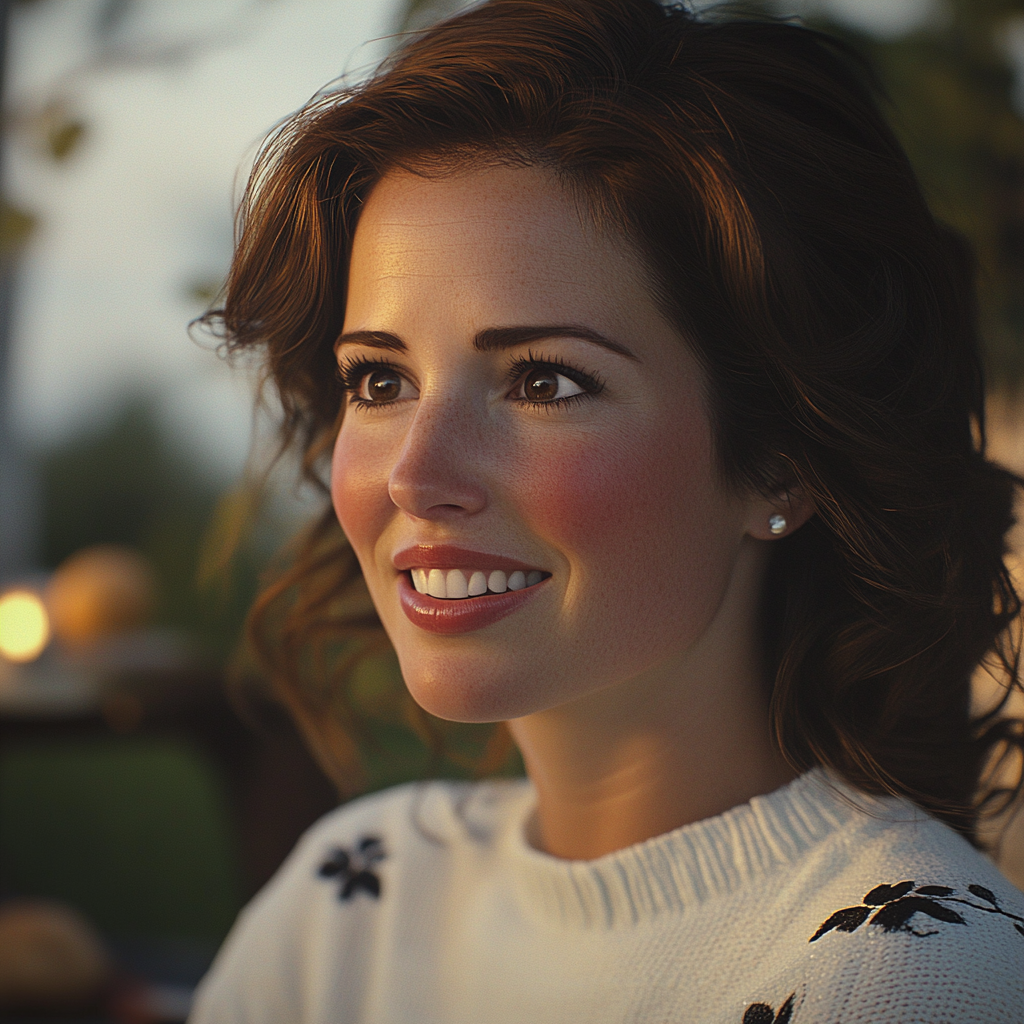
[188,778,531,1024]
[743,803,1024,1024]
[295,774,532,855]
[222,773,531,924]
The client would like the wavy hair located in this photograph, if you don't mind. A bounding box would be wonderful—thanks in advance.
[203,0,1024,842]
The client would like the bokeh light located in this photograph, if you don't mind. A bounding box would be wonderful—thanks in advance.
[0,589,51,663]
[47,545,155,648]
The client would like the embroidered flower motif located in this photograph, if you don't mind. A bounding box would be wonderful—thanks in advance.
[742,992,796,1023]
[810,880,1024,942]
[318,836,386,900]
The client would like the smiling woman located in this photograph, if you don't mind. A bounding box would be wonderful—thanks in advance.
[191,1,1024,1021]
[332,165,798,748]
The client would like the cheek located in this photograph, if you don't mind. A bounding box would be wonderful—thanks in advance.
[513,406,734,624]
[331,425,390,558]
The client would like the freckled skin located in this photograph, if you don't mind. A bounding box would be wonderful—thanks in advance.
[332,164,807,858]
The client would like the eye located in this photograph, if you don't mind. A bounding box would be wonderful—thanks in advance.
[505,353,603,408]
[518,368,586,403]
[360,368,405,403]
[338,356,416,408]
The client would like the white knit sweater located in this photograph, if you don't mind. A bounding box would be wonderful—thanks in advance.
[190,770,1024,1023]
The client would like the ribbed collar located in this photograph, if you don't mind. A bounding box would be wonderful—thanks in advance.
[500,769,917,929]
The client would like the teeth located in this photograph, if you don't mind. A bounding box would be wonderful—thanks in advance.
[427,569,447,598]
[446,569,468,599]
[409,567,547,599]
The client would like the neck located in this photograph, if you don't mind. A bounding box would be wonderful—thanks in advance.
[507,538,796,861]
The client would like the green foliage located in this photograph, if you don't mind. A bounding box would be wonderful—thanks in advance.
[0,198,35,258]
[36,398,261,658]
[38,399,208,567]
[806,0,1024,379]
[0,738,242,940]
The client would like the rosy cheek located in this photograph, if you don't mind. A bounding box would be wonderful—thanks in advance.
[515,406,715,559]
[513,404,730,668]
[331,429,389,559]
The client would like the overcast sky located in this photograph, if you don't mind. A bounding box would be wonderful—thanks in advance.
[2,0,1014,481]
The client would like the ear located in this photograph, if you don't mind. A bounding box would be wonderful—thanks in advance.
[744,487,815,541]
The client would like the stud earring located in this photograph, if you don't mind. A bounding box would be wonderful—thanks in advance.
[769,513,787,535]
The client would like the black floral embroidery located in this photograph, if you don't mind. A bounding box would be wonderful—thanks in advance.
[318,836,386,900]
[811,880,1024,942]
[742,992,796,1024]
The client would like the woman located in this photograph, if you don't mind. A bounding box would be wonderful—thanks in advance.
[191,1,1024,1020]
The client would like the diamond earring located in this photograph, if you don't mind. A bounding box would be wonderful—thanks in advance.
[769,513,787,535]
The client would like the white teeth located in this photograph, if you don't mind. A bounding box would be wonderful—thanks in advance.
[446,569,468,599]
[411,566,546,598]
[427,569,447,598]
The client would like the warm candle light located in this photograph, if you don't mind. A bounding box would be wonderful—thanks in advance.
[0,589,50,663]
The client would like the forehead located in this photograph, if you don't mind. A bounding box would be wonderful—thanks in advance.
[353,161,594,261]
[343,162,660,335]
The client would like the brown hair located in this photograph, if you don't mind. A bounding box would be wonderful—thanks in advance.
[205,0,1024,842]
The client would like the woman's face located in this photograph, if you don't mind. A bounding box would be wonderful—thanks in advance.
[332,163,766,723]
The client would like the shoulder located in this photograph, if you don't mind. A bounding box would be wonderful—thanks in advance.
[743,779,1024,1024]
[249,773,530,903]
[188,777,531,1024]
[292,773,532,876]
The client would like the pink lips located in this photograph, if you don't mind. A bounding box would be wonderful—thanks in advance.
[393,545,548,635]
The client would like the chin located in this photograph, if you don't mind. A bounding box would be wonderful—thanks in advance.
[396,648,559,723]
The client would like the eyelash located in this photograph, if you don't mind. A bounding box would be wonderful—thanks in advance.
[336,351,605,411]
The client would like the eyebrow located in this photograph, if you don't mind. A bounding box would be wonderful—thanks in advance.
[334,325,639,361]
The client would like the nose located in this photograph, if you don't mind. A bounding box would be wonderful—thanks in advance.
[387,395,489,519]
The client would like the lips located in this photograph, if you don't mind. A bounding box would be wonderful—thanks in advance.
[393,545,549,634]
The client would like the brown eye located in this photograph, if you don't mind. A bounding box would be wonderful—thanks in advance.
[525,369,559,401]
[362,369,403,403]
[521,368,584,403]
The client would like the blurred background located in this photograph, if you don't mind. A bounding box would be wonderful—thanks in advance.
[0,0,1022,1020]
